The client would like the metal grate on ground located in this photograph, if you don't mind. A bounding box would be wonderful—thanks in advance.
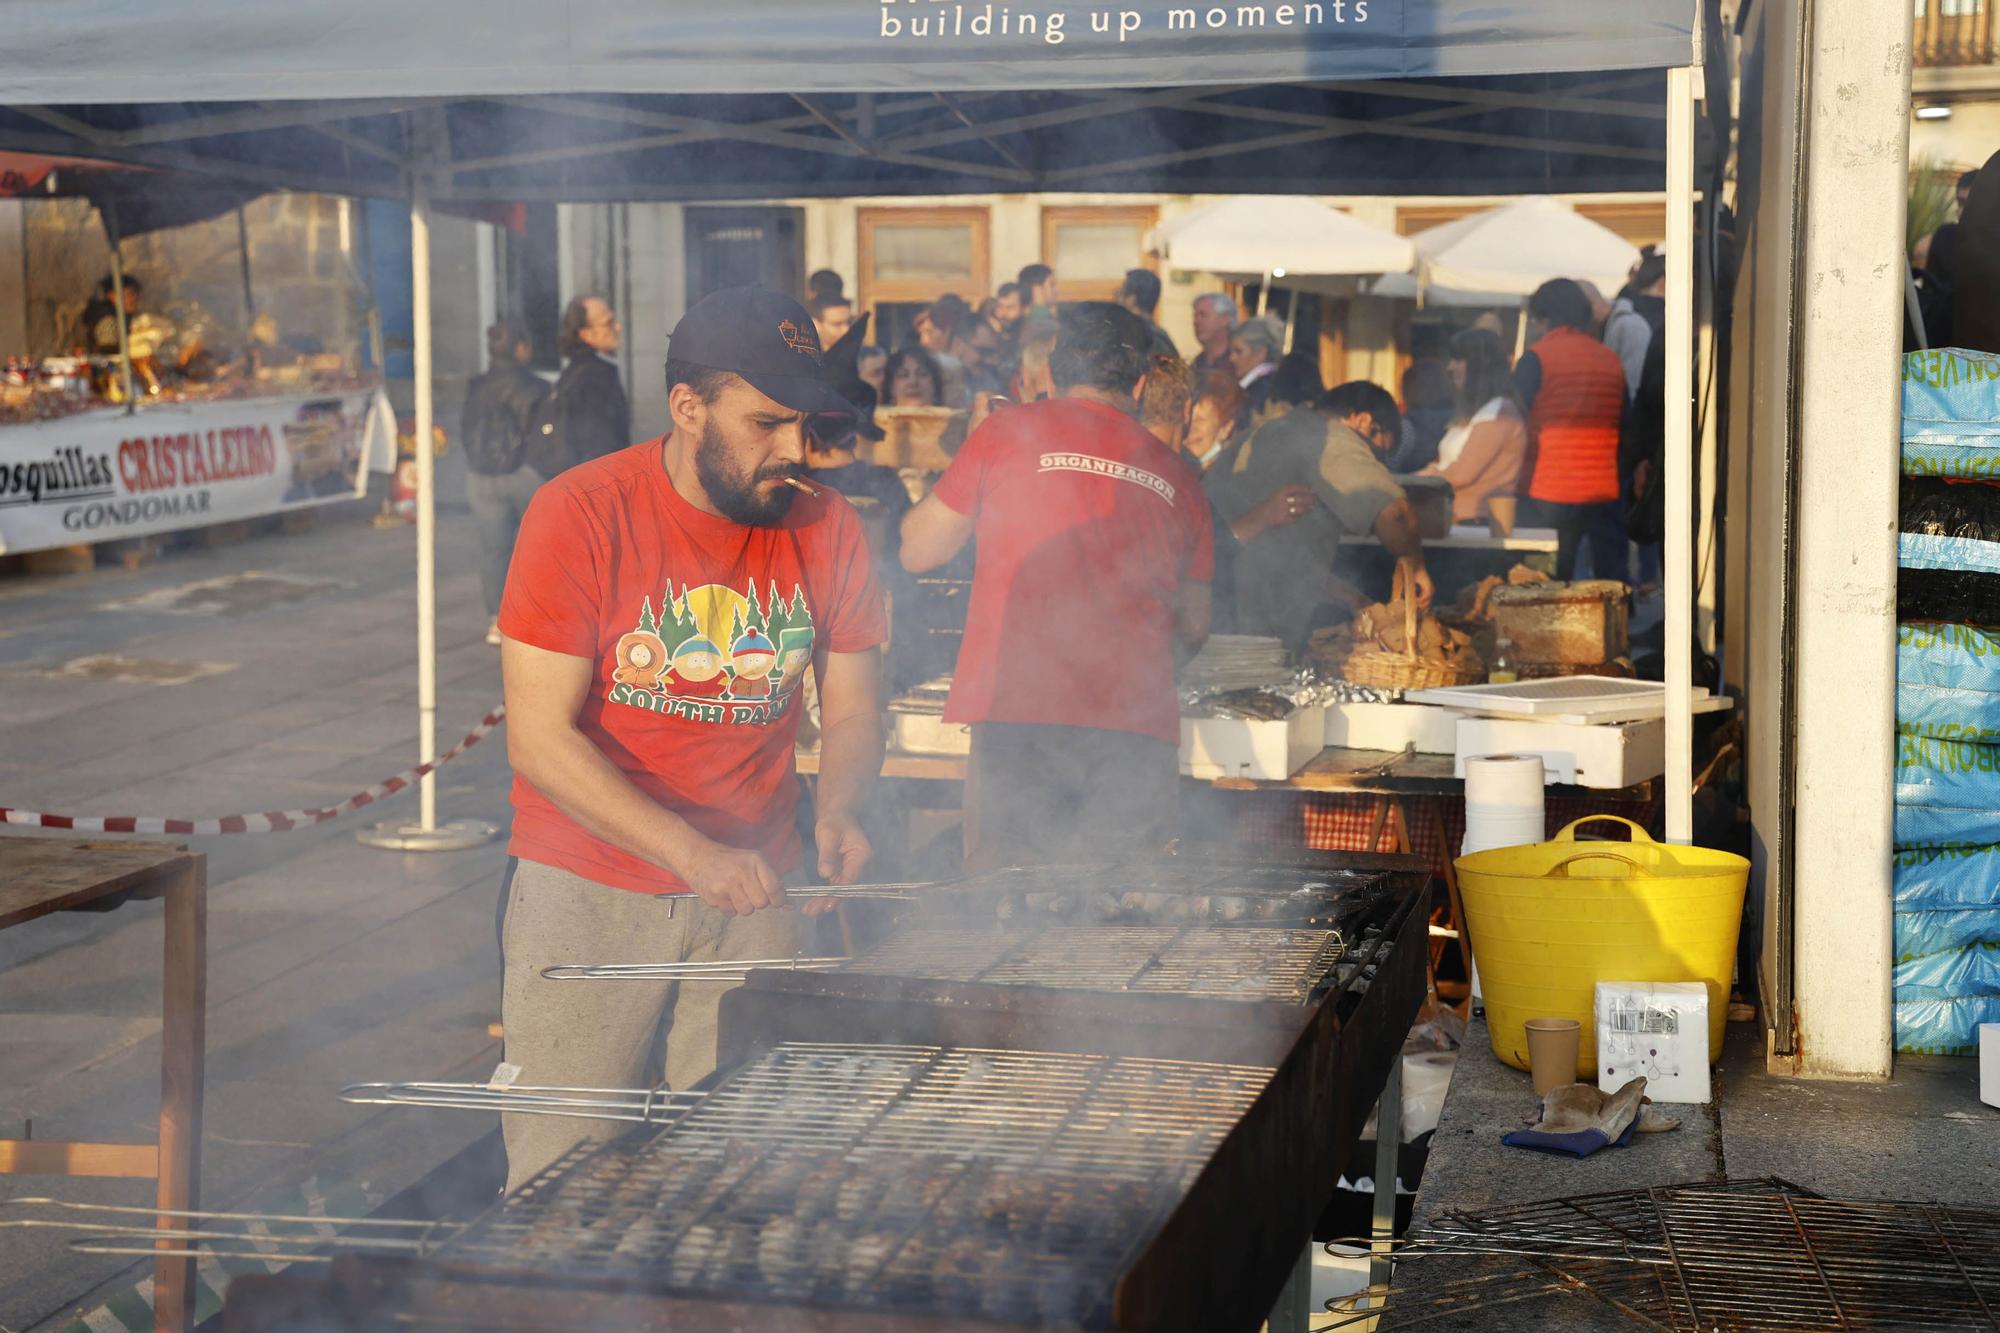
[1356,1177,2000,1332]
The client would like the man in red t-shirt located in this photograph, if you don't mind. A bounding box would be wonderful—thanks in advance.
[497,287,885,1191]
[902,303,1213,867]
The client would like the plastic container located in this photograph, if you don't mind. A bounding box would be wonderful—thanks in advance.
[1455,815,1750,1076]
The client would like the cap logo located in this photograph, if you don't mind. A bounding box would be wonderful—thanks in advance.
[778,319,821,356]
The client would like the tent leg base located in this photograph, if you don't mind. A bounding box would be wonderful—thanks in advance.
[354,819,499,853]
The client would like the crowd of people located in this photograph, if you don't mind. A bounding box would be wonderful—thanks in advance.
[460,251,1672,654]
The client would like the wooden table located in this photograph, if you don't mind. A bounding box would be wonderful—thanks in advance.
[0,838,207,1333]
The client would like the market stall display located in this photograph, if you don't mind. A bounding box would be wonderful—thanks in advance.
[1893,346,2000,1056]
[1,163,391,557]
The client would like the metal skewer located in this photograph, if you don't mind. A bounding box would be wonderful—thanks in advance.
[0,1196,460,1263]
[340,1080,708,1124]
[543,957,849,982]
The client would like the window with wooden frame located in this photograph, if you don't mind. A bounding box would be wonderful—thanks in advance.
[858,207,991,350]
[1040,205,1159,303]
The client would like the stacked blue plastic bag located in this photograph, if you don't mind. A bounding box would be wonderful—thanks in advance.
[1895,349,2000,1055]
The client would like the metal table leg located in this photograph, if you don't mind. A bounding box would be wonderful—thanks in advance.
[1266,1241,1313,1333]
[1369,1052,1402,1291]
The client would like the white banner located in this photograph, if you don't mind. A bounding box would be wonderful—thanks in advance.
[0,389,394,555]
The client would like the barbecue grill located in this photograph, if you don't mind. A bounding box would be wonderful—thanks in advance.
[225,851,1432,1331]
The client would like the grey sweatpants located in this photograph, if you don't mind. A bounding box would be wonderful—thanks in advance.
[499,857,799,1193]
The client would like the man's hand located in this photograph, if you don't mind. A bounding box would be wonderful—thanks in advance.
[815,812,874,890]
[1400,557,1436,610]
[1232,484,1318,544]
[676,838,784,917]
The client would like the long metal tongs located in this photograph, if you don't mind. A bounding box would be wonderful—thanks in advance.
[0,1196,460,1264]
[339,1079,707,1124]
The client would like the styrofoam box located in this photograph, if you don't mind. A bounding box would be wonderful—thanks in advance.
[1595,980,1711,1104]
[1324,701,1458,755]
[1452,714,1665,788]
[1180,706,1325,781]
[889,711,972,756]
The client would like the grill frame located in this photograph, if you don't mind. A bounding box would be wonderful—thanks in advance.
[708,854,1432,1331]
[222,852,1432,1332]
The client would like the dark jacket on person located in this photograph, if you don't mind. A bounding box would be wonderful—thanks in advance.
[81,296,126,356]
[556,352,632,465]
[460,362,550,476]
[1951,149,2000,355]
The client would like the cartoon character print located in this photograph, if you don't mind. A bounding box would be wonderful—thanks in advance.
[608,582,817,722]
[665,635,728,697]
[612,630,671,690]
[728,629,778,699]
[772,626,816,698]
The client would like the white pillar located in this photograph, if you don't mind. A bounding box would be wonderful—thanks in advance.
[412,179,439,832]
[1664,66,1697,846]
[1789,0,1911,1079]
[475,220,497,367]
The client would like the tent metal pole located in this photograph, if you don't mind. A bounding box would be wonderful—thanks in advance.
[411,177,439,832]
[356,162,496,853]
[1664,63,1697,845]
[106,204,137,414]
[236,206,255,321]
[1257,270,1271,316]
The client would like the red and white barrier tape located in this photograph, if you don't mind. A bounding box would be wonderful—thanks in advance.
[1,706,507,836]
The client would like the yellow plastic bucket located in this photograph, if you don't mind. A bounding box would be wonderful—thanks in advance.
[1455,815,1749,1077]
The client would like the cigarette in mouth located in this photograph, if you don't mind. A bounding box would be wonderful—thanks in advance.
[782,476,821,497]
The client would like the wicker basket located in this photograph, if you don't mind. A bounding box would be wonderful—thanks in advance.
[1339,568,1488,691]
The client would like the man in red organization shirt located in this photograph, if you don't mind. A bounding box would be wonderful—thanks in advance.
[901,303,1213,868]
[497,287,885,1191]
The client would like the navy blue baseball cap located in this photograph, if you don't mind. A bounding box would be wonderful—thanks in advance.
[667,286,854,417]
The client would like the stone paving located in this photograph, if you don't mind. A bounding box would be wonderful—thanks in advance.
[0,479,513,1331]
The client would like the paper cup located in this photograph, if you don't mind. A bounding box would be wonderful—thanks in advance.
[1524,1017,1582,1095]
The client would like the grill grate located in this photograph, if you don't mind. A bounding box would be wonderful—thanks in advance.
[1360,1178,2000,1332]
[440,1042,1271,1327]
[917,859,1409,933]
[845,924,1347,1003]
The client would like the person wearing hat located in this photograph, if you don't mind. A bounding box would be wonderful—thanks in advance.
[495,286,887,1192]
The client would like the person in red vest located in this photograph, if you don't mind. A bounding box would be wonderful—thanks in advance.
[1512,279,1631,582]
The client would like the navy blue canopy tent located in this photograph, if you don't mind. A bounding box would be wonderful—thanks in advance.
[0,78,1673,202]
[0,0,1704,858]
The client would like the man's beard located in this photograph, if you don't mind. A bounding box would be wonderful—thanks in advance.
[694,421,798,527]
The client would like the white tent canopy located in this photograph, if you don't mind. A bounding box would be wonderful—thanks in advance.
[1149,196,1415,285]
[1365,273,1522,307]
[1399,196,1642,299]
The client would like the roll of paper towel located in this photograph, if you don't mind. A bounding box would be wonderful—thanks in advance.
[1460,754,1546,1005]
[1462,753,1546,854]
